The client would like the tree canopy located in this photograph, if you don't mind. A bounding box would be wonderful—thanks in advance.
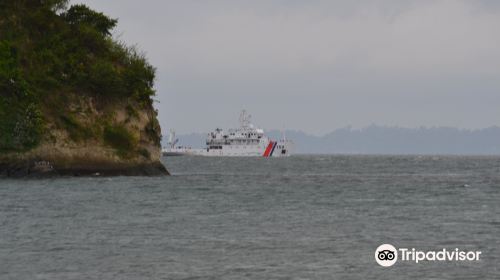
[63,4,117,36]
[0,1,157,152]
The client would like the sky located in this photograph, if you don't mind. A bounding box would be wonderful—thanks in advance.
[75,0,500,135]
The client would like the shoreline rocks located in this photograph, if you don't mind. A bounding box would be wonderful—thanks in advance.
[0,160,169,178]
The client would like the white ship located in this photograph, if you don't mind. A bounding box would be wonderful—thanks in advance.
[163,110,292,157]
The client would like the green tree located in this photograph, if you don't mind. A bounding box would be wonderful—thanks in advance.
[0,1,159,152]
[63,4,117,36]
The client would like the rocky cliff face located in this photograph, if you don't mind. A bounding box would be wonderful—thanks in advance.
[0,1,168,176]
[1,95,168,176]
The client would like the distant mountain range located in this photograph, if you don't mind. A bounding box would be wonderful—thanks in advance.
[163,125,500,155]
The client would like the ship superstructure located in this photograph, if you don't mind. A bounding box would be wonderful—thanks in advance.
[163,110,292,157]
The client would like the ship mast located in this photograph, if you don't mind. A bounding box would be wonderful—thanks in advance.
[239,110,252,130]
[167,129,178,149]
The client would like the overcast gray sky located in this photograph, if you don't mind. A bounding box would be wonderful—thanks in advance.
[76,0,500,135]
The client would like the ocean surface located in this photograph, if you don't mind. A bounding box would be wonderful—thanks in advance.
[1,155,499,279]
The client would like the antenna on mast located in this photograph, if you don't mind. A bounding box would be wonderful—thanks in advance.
[280,124,287,142]
[239,110,251,129]
[168,129,178,149]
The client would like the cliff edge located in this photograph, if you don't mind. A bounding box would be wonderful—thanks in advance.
[0,1,168,176]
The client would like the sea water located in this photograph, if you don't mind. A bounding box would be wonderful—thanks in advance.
[1,155,499,279]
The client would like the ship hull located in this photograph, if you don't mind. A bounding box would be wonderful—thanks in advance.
[163,140,292,157]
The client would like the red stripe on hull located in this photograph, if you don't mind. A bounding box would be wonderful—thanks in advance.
[263,141,274,157]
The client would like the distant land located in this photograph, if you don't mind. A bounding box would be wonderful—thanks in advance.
[165,125,500,155]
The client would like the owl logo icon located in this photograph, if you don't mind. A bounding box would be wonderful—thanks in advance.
[375,244,398,267]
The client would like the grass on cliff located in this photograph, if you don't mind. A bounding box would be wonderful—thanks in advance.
[60,114,93,142]
[0,0,160,153]
[103,124,138,158]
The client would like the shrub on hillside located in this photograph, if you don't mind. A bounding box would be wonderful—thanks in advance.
[103,124,137,157]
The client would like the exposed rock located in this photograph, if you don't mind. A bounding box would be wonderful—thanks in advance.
[0,160,168,178]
